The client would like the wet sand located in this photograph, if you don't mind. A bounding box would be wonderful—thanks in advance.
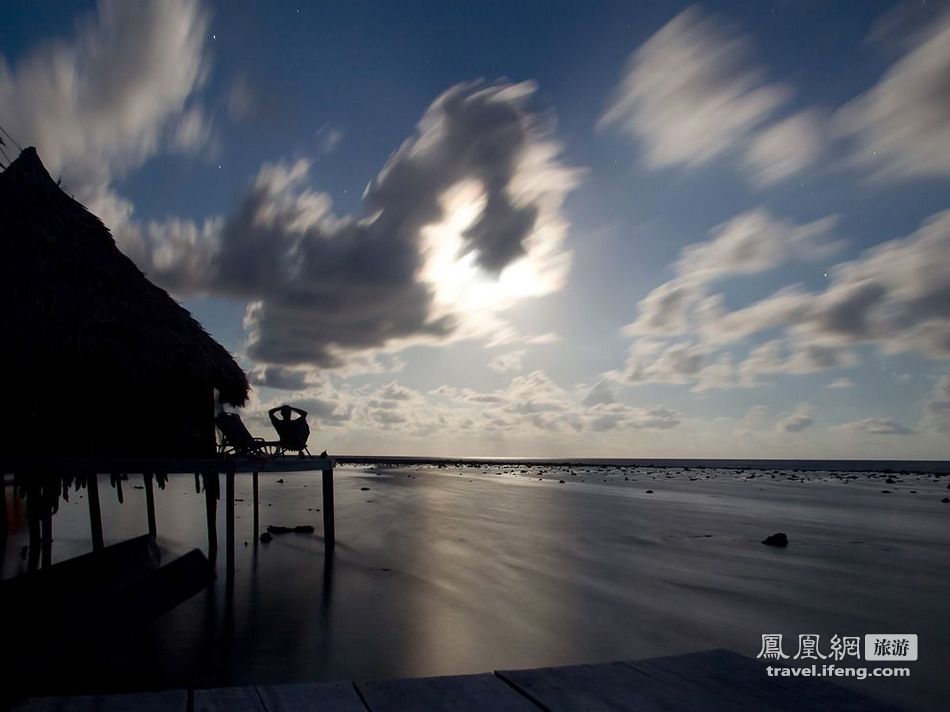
[3,464,948,710]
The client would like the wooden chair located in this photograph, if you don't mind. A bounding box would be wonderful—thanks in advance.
[215,412,280,457]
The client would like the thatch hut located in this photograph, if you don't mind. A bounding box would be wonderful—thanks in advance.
[0,148,248,458]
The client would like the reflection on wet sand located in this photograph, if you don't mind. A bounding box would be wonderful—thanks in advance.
[2,464,949,712]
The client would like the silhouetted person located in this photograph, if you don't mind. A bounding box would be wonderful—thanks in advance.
[268,404,311,456]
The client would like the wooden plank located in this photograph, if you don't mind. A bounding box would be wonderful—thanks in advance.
[321,468,335,551]
[629,649,900,712]
[256,682,366,711]
[194,686,265,712]
[498,661,709,712]
[624,649,841,712]
[15,689,187,711]
[356,673,537,712]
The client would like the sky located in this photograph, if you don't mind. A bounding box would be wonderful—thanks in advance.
[2,0,949,458]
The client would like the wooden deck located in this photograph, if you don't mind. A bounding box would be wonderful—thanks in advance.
[14,649,901,711]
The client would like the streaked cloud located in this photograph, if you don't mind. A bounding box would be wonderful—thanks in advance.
[600,7,786,170]
[624,209,839,339]
[834,417,914,435]
[836,7,950,180]
[742,110,826,186]
[0,0,211,226]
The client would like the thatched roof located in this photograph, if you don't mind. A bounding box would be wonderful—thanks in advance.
[0,147,248,405]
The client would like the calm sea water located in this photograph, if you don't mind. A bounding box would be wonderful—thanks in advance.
[2,462,948,710]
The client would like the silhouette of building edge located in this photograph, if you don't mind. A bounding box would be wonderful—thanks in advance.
[0,147,248,457]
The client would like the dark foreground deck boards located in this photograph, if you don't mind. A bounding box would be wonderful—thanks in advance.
[626,649,899,712]
[15,649,901,711]
[357,673,537,711]
[257,682,366,711]
[15,690,187,711]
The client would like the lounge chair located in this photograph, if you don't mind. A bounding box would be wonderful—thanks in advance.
[273,418,312,457]
[215,412,280,457]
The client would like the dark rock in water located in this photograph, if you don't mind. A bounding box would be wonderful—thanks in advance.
[762,532,788,547]
[266,524,315,535]
[559,480,565,484]
[361,486,370,491]
[942,497,949,503]
[276,478,285,484]
[259,532,273,543]
[885,476,896,484]
[645,489,654,494]
[881,490,891,494]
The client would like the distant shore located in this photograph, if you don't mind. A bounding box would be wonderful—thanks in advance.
[333,455,950,474]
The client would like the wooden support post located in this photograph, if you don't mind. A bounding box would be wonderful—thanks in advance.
[252,471,259,539]
[203,472,218,563]
[322,467,335,552]
[87,472,104,552]
[27,483,40,572]
[144,472,157,537]
[0,474,7,545]
[41,498,52,569]
[0,476,6,574]
[225,466,235,579]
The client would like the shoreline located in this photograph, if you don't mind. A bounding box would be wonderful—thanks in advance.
[334,455,950,474]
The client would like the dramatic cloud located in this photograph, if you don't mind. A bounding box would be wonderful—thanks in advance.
[0,0,211,225]
[600,7,786,170]
[836,7,950,180]
[125,80,581,369]
[247,365,322,391]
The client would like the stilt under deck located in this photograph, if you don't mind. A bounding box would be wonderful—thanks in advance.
[0,456,336,581]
